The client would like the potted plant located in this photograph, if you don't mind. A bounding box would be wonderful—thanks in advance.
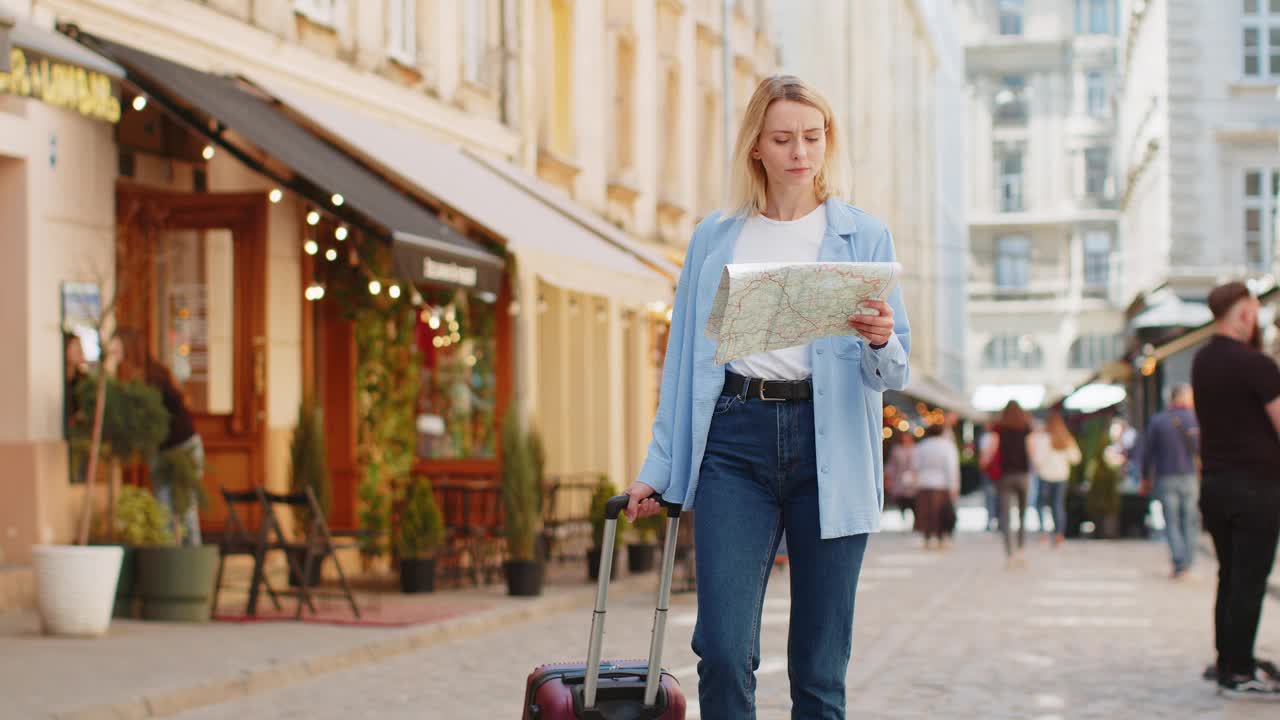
[134,443,220,621]
[91,485,173,618]
[396,479,446,593]
[286,399,331,587]
[588,476,625,581]
[628,512,663,574]
[1086,454,1123,539]
[501,407,545,596]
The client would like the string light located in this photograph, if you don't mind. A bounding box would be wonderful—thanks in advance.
[324,248,337,262]
[201,145,215,160]
[304,240,318,255]
[131,95,147,111]
[331,193,344,206]
[304,283,325,301]
[334,226,348,241]
[268,188,283,203]
[368,280,382,296]
[306,210,320,226]
[388,284,402,299]
[507,301,522,317]
[428,313,441,330]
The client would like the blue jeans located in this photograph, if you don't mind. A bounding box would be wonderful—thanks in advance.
[150,435,204,546]
[692,385,869,719]
[1159,473,1200,573]
[1038,480,1066,535]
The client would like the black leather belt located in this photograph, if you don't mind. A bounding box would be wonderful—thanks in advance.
[723,371,813,402]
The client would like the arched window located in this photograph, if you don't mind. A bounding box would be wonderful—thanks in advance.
[1069,334,1124,370]
[982,334,1043,369]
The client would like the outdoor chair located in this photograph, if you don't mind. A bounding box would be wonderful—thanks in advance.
[541,473,598,562]
[430,479,506,587]
[258,486,361,620]
[211,487,284,617]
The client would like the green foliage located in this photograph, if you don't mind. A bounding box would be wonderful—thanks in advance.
[527,426,546,515]
[590,476,625,549]
[633,512,665,545]
[289,400,331,534]
[72,373,169,463]
[501,407,543,562]
[152,444,205,528]
[1085,455,1123,518]
[1069,418,1110,490]
[93,485,173,547]
[396,479,446,559]
[357,474,389,558]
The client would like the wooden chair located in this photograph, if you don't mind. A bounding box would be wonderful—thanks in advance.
[541,473,598,563]
[258,486,361,620]
[211,487,283,617]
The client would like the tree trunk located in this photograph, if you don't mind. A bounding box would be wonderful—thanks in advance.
[76,373,109,545]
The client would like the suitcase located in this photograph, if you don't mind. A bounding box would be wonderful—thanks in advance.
[522,493,687,720]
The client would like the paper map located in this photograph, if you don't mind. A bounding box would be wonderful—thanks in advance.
[705,262,902,365]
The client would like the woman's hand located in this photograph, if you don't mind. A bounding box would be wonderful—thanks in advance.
[623,481,662,521]
[848,300,895,348]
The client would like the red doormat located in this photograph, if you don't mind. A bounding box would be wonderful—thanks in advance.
[213,597,492,627]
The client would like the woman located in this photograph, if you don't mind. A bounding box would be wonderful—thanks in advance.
[1030,412,1080,548]
[622,76,910,718]
[117,329,205,545]
[885,431,918,524]
[982,400,1034,566]
[912,424,960,549]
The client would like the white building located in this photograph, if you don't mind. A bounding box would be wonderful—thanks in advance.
[1117,0,1280,305]
[961,0,1125,412]
[772,0,970,399]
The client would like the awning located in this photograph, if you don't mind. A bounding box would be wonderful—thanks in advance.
[971,384,1047,413]
[1062,383,1126,413]
[256,79,675,306]
[76,34,503,294]
[1131,293,1212,330]
[890,374,985,421]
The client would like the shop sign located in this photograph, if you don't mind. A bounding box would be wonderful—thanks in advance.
[423,257,478,288]
[0,47,121,123]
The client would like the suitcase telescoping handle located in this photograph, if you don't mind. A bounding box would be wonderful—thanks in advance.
[583,492,683,710]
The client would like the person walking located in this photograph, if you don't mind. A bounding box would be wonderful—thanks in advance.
[1139,384,1201,580]
[622,75,910,718]
[912,424,960,550]
[1029,411,1080,548]
[982,401,1035,567]
[885,431,918,526]
[1192,281,1280,699]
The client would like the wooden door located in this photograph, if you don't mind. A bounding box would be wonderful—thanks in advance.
[116,185,268,533]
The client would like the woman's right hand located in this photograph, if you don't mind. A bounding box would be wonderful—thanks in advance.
[623,481,662,521]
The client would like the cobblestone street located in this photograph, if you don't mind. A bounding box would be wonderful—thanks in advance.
[158,529,1280,720]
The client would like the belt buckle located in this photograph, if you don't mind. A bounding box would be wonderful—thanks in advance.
[757,380,786,402]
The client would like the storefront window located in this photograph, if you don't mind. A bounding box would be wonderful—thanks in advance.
[414,289,498,459]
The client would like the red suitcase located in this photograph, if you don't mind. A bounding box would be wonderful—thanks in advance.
[521,494,687,719]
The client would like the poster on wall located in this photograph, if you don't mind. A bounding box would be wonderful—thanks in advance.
[61,282,101,485]
[61,282,102,364]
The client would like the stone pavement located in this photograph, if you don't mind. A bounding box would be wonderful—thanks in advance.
[142,530,1278,720]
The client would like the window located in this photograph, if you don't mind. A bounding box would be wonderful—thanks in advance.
[998,0,1024,36]
[1242,0,1280,79]
[1086,71,1107,117]
[998,146,1024,212]
[1088,0,1110,34]
[983,335,1044,369]
[415,290,499,460]
[995,235,1030,290]
[294,0,338,27]
[1069,334,1124,370]
[387,0,415,62]
[1244,168,1279,271]
[660,66,681,190]
[1083,230,1111,291]
[994,75,1028,125]
[463,0,494,86]
[611,37,636,177]
[539,0,574,156]
[1085,147,1109,197]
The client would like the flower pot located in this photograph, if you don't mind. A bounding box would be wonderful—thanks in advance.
[114,546,138,619]
[399,557,437,593]
[587,545,621,581]
[627,543,659,574]
[32,544,123,637]
[135,545,219,622]
[505,560,545,597]
[286,547,326,588]
[1094,512,1121,539]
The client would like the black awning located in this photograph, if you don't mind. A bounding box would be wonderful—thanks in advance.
[78,35,503,294]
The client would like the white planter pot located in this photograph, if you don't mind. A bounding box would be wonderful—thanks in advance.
[32,544,123,637]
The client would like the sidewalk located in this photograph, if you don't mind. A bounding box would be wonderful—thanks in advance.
[1,560,653,720]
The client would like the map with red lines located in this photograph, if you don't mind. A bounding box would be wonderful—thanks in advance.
[705,262,902,365]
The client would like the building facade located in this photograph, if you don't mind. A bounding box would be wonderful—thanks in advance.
[1117,0,1280,304]
[0,0,778,589]
[770,0,970,402]
[961,0,1125,411]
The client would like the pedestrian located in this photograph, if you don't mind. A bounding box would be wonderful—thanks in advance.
[1138,384,1201,580]
[1029,411,1080,548]
[117,328,206,546]
[981,400,1034,568]
[911,423,960,550]
[885,431,919,525]
[1191,281,1280,699]
[979,426,1000,531]
[623,75,910,718]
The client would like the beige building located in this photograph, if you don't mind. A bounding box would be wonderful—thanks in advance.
[0,0,778,600]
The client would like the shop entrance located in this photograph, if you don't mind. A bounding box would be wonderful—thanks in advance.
[115,186,268,534]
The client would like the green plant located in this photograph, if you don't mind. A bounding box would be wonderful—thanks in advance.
[590,476,626,549]
[289,399,331,534]
[1085,455,1123,518]
[357,474,390,559]
[501,407,543,562]
[395,479,446,559]
[527,425,546,515]
[72,374,170,464]
[92,486,173,547]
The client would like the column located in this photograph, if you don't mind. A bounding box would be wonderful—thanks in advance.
[514,264,540,430]
[604,297,626,489]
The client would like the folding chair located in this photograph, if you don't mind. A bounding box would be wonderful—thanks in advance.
[258,486,361,620]
[212,487,283,617]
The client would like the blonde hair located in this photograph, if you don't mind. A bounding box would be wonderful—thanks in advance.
[728,75,850,216]
[1047,412,1075,451]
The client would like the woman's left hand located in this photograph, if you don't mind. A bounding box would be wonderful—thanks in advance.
[848,300,895,348]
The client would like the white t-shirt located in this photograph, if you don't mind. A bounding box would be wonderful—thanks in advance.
[726,205,827,380]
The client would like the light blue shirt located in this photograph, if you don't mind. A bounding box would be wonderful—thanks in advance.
[636,198,911,539]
